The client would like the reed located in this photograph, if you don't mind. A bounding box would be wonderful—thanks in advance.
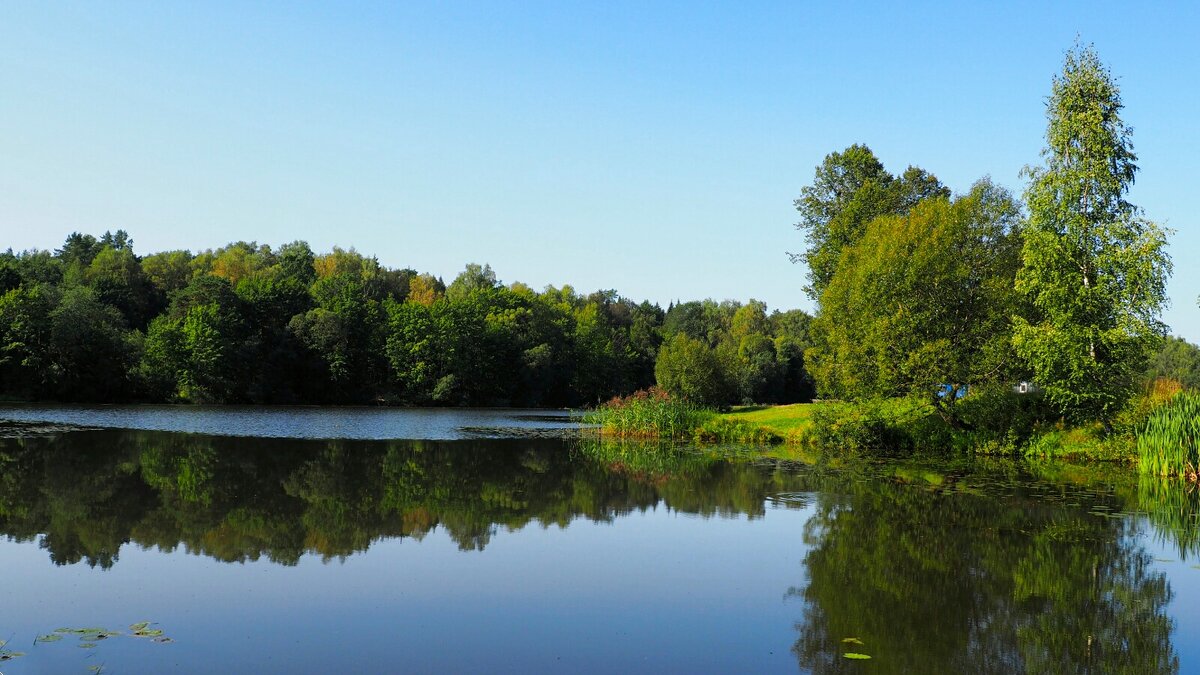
[1137,390,1200,479]
[581,388,714,439]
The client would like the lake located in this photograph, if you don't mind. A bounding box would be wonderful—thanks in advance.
[0,405,1197,673]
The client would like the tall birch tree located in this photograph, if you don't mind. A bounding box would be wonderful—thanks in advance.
[1013,44,1171,422]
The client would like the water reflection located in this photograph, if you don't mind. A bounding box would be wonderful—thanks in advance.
[788,464,1180,673]
[0,430,795,566]
[0,429,1195,673]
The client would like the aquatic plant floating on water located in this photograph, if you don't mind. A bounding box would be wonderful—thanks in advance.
[843,652,872,660]
[0,651,25,662]
[841,637,864,645]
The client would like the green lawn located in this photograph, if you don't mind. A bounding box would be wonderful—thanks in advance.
[722,403,815,436]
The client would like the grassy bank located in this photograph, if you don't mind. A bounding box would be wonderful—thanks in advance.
[586,387,1198,475]
[583,390,796,444]
[722,404,815,438]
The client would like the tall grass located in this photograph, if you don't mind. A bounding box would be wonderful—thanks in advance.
[1138,390,1200,479]
[582,388,713,439]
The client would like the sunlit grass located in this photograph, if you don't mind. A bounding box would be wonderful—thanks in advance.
[722,403,815,436]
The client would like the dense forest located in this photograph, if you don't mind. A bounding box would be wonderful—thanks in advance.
[0,232,814,407]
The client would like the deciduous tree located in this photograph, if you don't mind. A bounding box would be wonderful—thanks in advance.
[1013,44,1171,422]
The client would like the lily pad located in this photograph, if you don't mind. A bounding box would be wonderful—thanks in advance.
[843,652,872,660]
[0,651,26,661]
[36,634,63,643]
[132,629,164,638]
[80,642,98,649]
[153,637,175,644]
[841,637,864,645]
[130,621,151,632]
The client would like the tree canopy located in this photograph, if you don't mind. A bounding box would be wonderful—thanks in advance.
[1013,43,1171,422]
[807,180,1024,414]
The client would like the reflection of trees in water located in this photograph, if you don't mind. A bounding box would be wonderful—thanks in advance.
[1138,474,1200,562]
[789,468,1179,674]
[0,430,1191,672]
[0,431,801,567]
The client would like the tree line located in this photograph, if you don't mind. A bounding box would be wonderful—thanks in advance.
[0,234,814,406]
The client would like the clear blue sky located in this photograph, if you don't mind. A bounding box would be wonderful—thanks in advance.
[2,1,1197,340]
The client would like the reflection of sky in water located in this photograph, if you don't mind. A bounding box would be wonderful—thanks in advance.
[0,505,813,674]
[1147,534,1200,670]
[0,415,1197,674]
[0,404,578,440]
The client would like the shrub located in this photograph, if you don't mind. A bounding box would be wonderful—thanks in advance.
[806,399,916,455]
[1116,377,1183,437]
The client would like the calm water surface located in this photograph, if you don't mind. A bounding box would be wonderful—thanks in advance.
[0,403,579,439]
[0,407,1197,673]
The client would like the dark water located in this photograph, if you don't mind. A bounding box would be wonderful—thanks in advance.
[0,410,1198,673]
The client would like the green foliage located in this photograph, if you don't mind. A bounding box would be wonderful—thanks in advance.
[791,144,949,299]
[141,250,194,297]
[445,262,499,301]
[1137,390,1200,478]
[0,284,53,398]
[806,398,923,455]
[1146,336,1200,390]
[1021,423,1123,461]
[654,333,733,406]
[1014,44,1171,423]
[692,417,783,444]
[582,388,714,439]
[807,180,1023,410]
[48,286,138,401]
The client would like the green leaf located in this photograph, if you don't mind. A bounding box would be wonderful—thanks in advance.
[130,621,151,632]
[841,637,864,645]
[843,652,872,660]
[36,634,63,643]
